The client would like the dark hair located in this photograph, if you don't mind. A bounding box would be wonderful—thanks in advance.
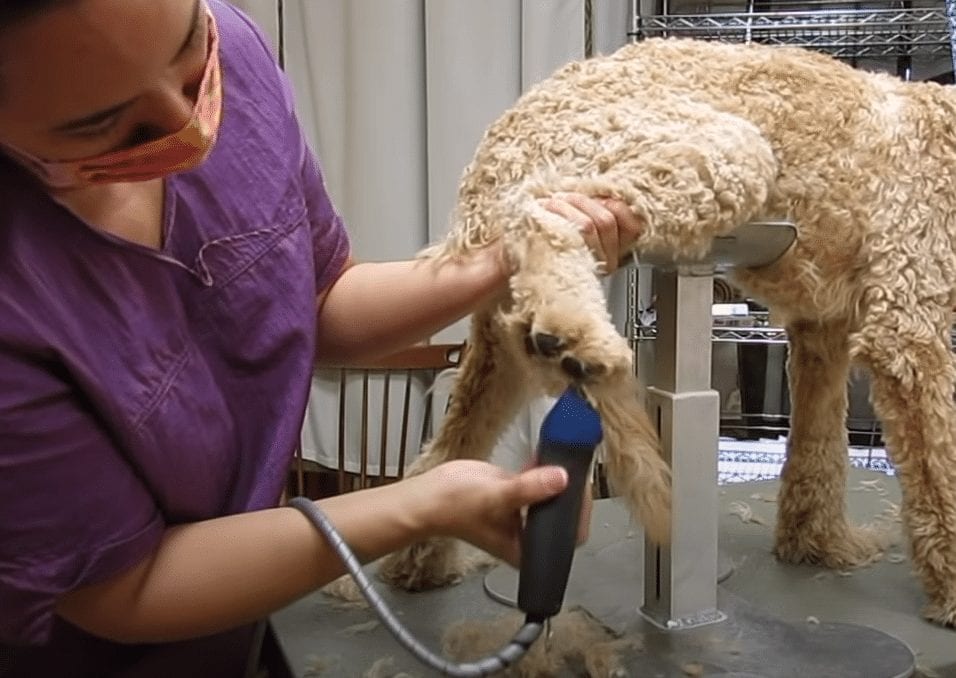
[0,1,79,103]
[0,1,77,30]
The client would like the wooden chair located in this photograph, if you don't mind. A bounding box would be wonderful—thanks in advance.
[289,343,465,499]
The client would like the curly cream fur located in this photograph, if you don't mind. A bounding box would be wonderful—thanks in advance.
[380,38,956,628]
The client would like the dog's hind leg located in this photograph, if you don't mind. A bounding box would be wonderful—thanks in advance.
[854,303,956,628]
[378,308,530,591]
[774,319,890,568]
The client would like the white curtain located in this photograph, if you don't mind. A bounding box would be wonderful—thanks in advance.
[230,0,631,473]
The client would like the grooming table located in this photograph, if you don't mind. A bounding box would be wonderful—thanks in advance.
[270,471,955,676]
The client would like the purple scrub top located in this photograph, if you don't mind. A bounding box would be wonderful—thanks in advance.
[0,1,350,674]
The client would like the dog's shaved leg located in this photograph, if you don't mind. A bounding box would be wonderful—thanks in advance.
[859,306,956,628]
[774,319,890,568]
[378,310,529,591]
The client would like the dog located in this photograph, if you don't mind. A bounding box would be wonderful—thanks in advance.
[377,37,956,628]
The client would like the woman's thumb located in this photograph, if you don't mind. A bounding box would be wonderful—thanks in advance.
[510,465,568,506]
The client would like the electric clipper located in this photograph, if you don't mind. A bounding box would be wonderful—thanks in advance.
[288,386,603,675]
[517,386,603,623]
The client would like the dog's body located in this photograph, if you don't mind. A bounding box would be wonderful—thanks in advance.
[379,38,956,627]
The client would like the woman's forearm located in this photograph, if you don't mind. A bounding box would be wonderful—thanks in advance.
[314,246,508,365]
[56,480,434,644]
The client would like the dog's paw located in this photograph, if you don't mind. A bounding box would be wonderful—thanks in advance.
[922,599,956,629]
[773,522,892,569]
[525,331,601,380]
[521,319,632,384]
[499,224,630,383]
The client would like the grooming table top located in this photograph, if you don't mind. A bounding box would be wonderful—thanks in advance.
[637,221,797,273]
[271,468,954,677]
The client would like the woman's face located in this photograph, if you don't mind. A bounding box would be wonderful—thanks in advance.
[0,0,208,162]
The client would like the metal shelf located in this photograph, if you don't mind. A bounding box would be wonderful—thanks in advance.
[632,321,790,344]
[630,2,952,62]
[631,319,956,346]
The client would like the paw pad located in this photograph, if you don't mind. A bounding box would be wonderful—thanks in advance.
[561,356,589,380]
[525,332,564,357]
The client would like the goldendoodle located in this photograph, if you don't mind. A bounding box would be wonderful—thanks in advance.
[379,38,956,628]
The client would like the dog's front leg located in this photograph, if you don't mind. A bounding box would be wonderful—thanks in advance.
[500,207,635,386]
[499,215,671,543]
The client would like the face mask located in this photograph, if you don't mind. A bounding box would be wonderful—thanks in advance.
[1,7,223,190]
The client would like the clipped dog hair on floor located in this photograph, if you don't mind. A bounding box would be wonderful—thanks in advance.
[441,607,637,678]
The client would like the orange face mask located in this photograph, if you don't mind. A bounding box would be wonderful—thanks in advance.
[1,8,223,190]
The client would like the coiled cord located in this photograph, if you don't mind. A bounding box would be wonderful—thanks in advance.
[288,497,543,677]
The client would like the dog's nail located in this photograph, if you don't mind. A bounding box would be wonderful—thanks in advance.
[561,356,589,380]
[531,332,564,357]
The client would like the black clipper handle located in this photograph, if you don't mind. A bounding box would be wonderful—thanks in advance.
[517,438,597,621]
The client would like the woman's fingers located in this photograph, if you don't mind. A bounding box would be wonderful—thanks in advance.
[540,192,642,274]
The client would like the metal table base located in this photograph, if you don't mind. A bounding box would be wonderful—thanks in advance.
[618,247,912,675]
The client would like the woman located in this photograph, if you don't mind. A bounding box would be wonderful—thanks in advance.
[0,1,642,675]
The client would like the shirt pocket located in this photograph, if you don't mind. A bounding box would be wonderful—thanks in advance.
[131,197,318,520]
[189,193,317,363]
